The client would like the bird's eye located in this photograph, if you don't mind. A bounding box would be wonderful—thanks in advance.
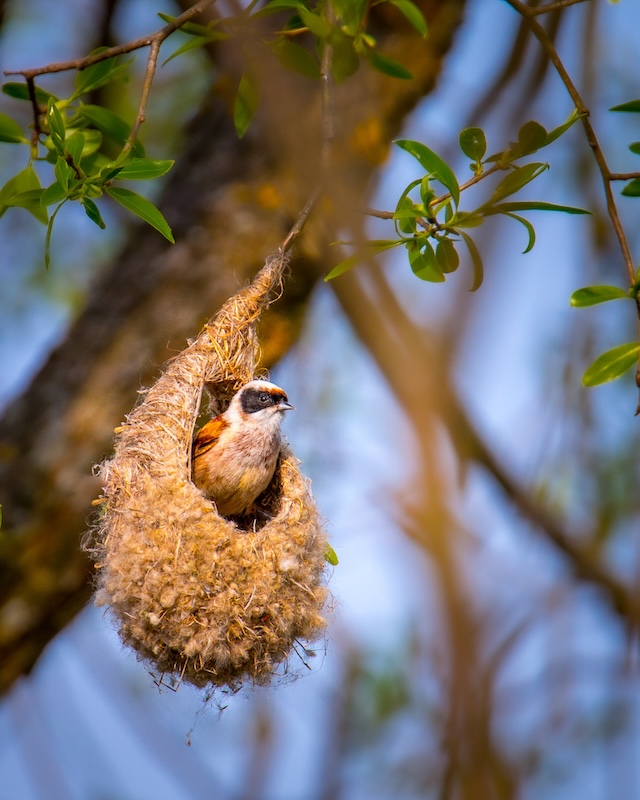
[259,392,270,404]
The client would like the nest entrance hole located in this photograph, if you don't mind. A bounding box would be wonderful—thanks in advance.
[192,379,285,532]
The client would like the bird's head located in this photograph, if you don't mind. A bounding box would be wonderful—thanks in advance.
[228,380,294,426]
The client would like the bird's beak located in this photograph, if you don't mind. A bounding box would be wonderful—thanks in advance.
[279,401,295,412]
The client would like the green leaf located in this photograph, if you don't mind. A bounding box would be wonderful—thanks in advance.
[570,285,631,307]
[6,189,48,224]
[113,158,174,180]
[324,544,339,565]
[0,112,26,143]
[258,0,308,13]
[395,139,460,207]
[435,238,460,273]
[621,178,640,198]
[106,186,174,242]
[504,212,536,254]
[82,197,106,229]
[629,142,640,156]
[368,52,413,80]
[459,127,486,162]
[487,162,548,204]
[234,73,259,139]
[325,240,402,281]
[65,130,85,165]
[331,33,360,83]
[513,120,547,156]
[162,31,229,66]
[2,81,57,104]
[459,230,484,291]
[333,0,368,34]
[73,54,132,98]
[298,8,333,37]
[408,240,444,282]
[610,99,640,113]
[47,99,66,151]
[489,200,590,215]
[77,105,144,157]
[54,157,74,191]
[273,39,320,80]
[544,108,581,146]
[157,12,220,37]
[582,342,640,387]
[0,167,47,223]
[389,0,428,36]
[40,181,69,207]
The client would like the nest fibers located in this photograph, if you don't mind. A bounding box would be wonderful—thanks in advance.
[87,254,329,690]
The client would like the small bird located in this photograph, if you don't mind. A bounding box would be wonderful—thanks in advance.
[192,380,294,517]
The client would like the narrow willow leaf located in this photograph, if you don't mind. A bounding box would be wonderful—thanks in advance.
[570,285,630,307]
[621,178,640,197]
[459,127,486,162]
[368,52,413,80]
[73,55,132,98]
[114,158,175,180]
[490,200,590,215]
[106,186,174,242]
[7,189,48,223]
[395,139,460,206]
[47,100,66,151]
[629,142,640,156]
[163,36,215,66]
[2,81,56,104]
[65,131,85,166]
[545,108,581,146]
[503,212,536,253]
[158,12,220,37]
[324,240,402,281]
[273,39,321,80]
[0,112,26,143]
[54,157,74,191]
[44,202,66,269]
[257,0,307,13]
[610,99,640,113]
[324,544,339,565]
[488,162,548,204]
[459,230,484,292]
[82,197,106,229]
[582,342,640,387]
[394,195,419,234]
[78,105,144,157]
[408,240,444,282]
[389,0,428,36]
[234,73,259,139]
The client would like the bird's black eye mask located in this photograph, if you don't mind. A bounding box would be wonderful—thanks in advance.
[241,388,288,414]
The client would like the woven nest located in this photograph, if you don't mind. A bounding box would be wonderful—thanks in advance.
[87,254,329,690]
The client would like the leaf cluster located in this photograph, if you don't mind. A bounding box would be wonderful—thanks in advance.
[326,111,588,287]
[1,55,174,266]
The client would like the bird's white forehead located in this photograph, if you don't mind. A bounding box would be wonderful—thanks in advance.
[240,380,284,393]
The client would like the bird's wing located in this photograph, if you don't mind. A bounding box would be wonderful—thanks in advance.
[192,416,229,458]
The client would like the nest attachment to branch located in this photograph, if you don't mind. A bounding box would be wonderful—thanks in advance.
[87,254,329,690]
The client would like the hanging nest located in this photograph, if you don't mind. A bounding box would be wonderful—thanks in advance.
[86,254,330,690]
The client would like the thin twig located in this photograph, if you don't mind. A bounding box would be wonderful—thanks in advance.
[505,0,640,401]
[4,0,218,148]
[529,0,591,16]
[281,3,335,255]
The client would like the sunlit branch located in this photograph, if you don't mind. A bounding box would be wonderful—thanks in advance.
[4,0,218,147]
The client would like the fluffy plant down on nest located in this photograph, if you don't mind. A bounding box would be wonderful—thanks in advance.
[86,255,330,690]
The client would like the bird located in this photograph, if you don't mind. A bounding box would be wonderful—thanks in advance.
[191,379,294,518]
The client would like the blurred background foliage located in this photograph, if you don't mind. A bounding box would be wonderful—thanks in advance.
[2,0,640,798]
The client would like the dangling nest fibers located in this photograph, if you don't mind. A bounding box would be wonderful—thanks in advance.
[87,254,329,690]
